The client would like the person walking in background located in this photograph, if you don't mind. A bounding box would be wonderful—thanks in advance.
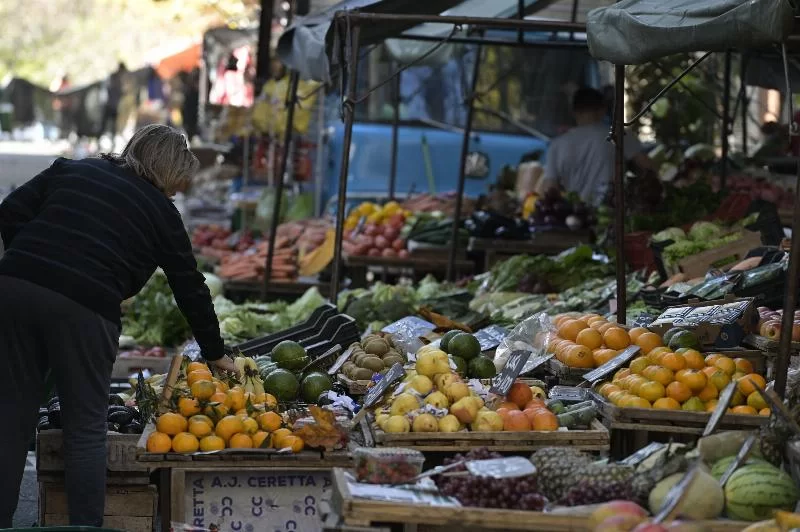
[98,62,126,138]
[51,74,72,139]
[182,68,200,141]
[0,125,235,527]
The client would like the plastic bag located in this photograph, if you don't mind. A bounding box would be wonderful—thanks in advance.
[382,317,436,357]
[493,312,556,373]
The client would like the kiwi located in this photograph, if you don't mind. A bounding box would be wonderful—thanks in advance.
[382,355,405,368]
[345,365,360,379]
[364,338,390,356]
[382,348,403,360]
[353,352,370,366]
[360,356,385,372]
[353,368,375,381]
[341,361,357,375]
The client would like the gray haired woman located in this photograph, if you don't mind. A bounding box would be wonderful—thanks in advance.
[0,124,234,527]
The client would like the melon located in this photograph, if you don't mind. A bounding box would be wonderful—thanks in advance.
[725,463,800,521]
[648,468,724,520]
[710,455,768,480]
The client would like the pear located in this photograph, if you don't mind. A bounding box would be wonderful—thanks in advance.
[471,410,503,432]
[424,391,450,409]
[434,373,459,390]
[444,382,470,403]
[390,393,421,416]
[384,415,411,433]
[376,413,391,430]
[450,397,479,424]
[408,375,434,396]
[438,414,462,433]
[412,413,439,432]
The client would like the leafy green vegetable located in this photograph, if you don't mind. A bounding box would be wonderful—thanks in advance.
[652,227,686,243]
[122,272,192,347]
[688,221,723,241]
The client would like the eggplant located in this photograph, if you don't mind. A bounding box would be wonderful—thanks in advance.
[38,407,49,420]
[120,421,144,434]
[108,410,133,426]
[47,405,61,428]
[107,422,121,433]
[37,418,52,431]
[107,405,130,415]
[108,394,125,407]
[47,396,60,409]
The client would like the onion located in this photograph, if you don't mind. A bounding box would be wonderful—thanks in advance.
[375,235,389,248]
[383,226,400,241]
[392,238,406,251]
[364,224,378,236]
[368,248,381,257]
[398,249,410,258]
[381,248,397,257]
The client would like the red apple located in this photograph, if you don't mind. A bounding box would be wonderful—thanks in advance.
[374,235,389,249]
[364,224,378,237]
[632,523,668,532]
[589,501,649,529]
[368,248,380,257]
[596,515,648,532]
[792,322,800,342]
[383,226,400,241]
[392,238,406,251]
[762,321,782,339]
[398,249,410,258]
[381,248,397,258]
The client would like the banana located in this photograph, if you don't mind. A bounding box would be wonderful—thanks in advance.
[775,510,800,530]
[234,357,247,375]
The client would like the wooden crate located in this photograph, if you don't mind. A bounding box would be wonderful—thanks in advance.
[372,419,609,452]
[674,230,762,278]
[37,430,148,473]
[39,482,156,532]
[744,333,800,354]
[545,358,590,386]
[137,449,352,469]
[338,374,371,395]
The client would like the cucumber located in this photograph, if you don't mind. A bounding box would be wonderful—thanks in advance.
[547,401,566,415]
[557,404,598,429]
[562,400,595,413]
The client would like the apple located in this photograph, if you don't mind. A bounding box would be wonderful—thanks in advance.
[381,248,397,258]
[398,249,410,258]
[589,501,649,529]
[375,235,389,249]
[364,224,378,236]
[596,515,648,532]
[632,523,668,532]
[368,248,381,257]
[792,322,800,342]
[762,320,781,339]
[383,226,400,241]
[392,238,406,251]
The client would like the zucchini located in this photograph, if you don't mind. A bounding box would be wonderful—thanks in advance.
[557,404,597,429]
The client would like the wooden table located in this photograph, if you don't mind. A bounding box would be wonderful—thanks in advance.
[468,230,592,270]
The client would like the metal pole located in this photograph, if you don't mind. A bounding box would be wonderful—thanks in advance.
[447,44,483,282]
[721,50,732,189]
[332,12,585,33]
[330,24,362,301]
[388,65,401,200]
[262,71,300,300]
[255,0,276,88]
[741,54,749,156]
[774,158,800,398]
[613,65,627,325]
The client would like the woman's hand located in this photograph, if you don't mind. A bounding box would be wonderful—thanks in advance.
[209,355,238,376]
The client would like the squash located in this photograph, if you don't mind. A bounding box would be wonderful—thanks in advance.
[648,468,724,520]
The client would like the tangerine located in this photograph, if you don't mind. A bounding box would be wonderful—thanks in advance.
[629,357,651,375]
[704,354,722,367]
[146,431,172,453]
[666,381,692,403]
[696,383,718,402]
[747,391,768,411]
[507,381,534,409]
[705,399,719,412]
[215,415,244,442]
[626,396,652,408]
[252,431,270,448]
[576,328,604,350]
[604,327,631,350]
[681,349,706,370]
[498,401,520,411]
[702,366,718,379]
[648,347,672,365]
[564,344,594,368]
[635,332,663,355]
[241,417,259,435]
[707,370,731,392]
[199,435,226,451]
[209,391,230,406]
[734,358,754,374]
[731,405,758,416]
[649,366,674,386]
[713,356,737,376]
[187,362,210,374]
[627,375,649,395]
[227,389,246,411]
[653,397,681,410]
[638,381,666,402]
[213,379,229,393]
[738,374,766,396]
[263,393,278,410]
[530,410,559,431]
[503,410,531,431]
[608,391,629,405]
[271,428,293,448]
[558,319,589,342]
[282,435,305,453]
[759,408,771,416]
[191,380,216,400]
[731,390,746,407]
[593,348,619,367]
[628,327,650,344]
[156,412,188,436]
[178,397,201,417]
[172,432,200,453]
[229,433,254,449]
[188,418,214,439]
[597,322,616,334]
[188,369,213,387]
[676,369,707,392]
[257,411,282,432]
[613,368,631,382]
[661,353,687,372]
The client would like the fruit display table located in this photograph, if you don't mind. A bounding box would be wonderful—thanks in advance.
[468,231,592,270]
[344,254,474,288]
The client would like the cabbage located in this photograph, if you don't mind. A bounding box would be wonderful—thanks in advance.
[688,221,723,241]
[203,273,224,298]
[652,227,687,243]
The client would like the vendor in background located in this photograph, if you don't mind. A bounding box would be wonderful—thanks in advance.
[537,87,652,206]
[0,125,235,527]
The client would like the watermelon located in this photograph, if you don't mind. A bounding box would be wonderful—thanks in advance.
[724,463,800,521]
[710,455,768,480]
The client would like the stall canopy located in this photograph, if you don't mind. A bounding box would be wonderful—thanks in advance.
[586,0,796,65]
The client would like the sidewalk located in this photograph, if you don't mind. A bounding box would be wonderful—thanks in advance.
[13,452,37,528]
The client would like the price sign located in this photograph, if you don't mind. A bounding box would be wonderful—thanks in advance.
[633,314,656,328]
[363,363,405,409]
[620,442,666,467]
[183,470,331,532]
[653,466,700,523]
[548,386,589,403]
[719,433,757,486]
[474,325,510,352]
[490,350,532,396]
[328,345,354,376]
[582,345,640,383]
[466,457,536,479]
[703,382,737,436]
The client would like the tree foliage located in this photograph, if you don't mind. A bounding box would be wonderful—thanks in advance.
[0,0,259,87]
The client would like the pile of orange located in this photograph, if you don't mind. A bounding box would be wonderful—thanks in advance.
[596,334,771,416]
[496,382,559,432]
[548,314,636,369]
[145,361,304,454]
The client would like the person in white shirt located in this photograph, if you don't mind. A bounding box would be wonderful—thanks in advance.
[538,87,651,206]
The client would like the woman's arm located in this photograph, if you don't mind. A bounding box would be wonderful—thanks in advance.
[0,158,61,247]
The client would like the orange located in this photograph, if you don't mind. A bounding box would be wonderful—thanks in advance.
[564,344,594,369]
[188,418,214,439]
[666,381,692,403]
[738,374,766,396]
[653,397,681,410]
[191,380,216,400]
[629,357,651,375]
[156,412,188,436]
[263,393,278,410]
[209,391,230,406]
[696,383,718,402]
[628,327,650,344]
[257,411,282,432]
[529,410,559,431]
[732,405,758,416]
[648,366,674,386]
[704,354,722,367]
[188,369,213,387]
[604,327,631,350]
[662,353,687,372]
[593,349,619,367]
[635,332,663,355]
[759,408,771,416]
[590,319,608,330]
[507,381,534,409]
[552,314,570,328]
[707,370,731,393]
[199,435,226,451]
[229,433,254,449]
[241,417,259,435]
[598,382,618,397]
[713,356,737,376]
[597,322,617,334]
[178,397,201,417]
[282,435,305,453]
[189,414,214,427]
[676,369,707,392]
[213,378,229,393]
[271,428,292,448]
[626,396,652,408]
[608,391,629,405]
[613,368,631,382]
[227,389,246,412]
[547,337,562,354]
[731,390,746,407]
[214,415,244,442]
[576,328,604,350]
[235,408,249,418]
[680,349,706,370]
[647,347,672,365]
[204,402,229,421]
[734,358,754,374]
[146,431,172,453]
[172,432,200,453]
[705,399,719,412]
[638,381,666,402]
[627,375,649,396]
[252,431,270,448]
[747,391,768,411]
[732,371,747,382]
[702,366,718,379]
[503,410,532,431]
[188,361,210,374]
[498,401,520,411]
[558,319,589,342]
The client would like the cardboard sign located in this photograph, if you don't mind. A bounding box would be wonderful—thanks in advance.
[474,325,509,352]
[490,350,532,396]
[328,345,355,376]
[182,470,331,532]
[653,466,700,523]
[582,345,640,383]
[363,363,405,408]
[633,314,656,328]
[719,433,757,487]
[703,382,737,436]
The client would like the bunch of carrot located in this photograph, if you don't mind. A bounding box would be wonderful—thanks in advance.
[218,238,297,282]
